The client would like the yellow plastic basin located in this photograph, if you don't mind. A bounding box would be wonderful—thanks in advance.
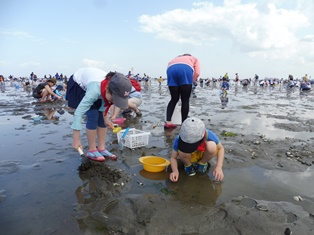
[139,156,170,173]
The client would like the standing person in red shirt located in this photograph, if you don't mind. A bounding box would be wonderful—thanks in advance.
[165,53,200,129]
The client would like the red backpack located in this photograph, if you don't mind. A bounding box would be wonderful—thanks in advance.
[130,79,141,92]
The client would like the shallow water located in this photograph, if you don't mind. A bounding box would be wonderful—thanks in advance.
[0,81,313,234]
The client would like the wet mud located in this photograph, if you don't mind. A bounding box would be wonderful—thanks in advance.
[0,81,314,234]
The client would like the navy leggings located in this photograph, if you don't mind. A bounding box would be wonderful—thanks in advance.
[166,84,192,123]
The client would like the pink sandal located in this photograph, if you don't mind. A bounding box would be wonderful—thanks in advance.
[86,150,106,162]
[98,149,117,161]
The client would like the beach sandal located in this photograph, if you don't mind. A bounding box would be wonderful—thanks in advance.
[86,150,105,162]
[122,109,132,115]
[98,149,117,161]
[164,123,177,129]
[135,109,142,116]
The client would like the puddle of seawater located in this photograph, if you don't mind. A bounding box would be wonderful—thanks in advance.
[221,166,314,204]
[212,111,313,140]
[132,164,314,210]
[189,85,314,140]
[0,158,83,234]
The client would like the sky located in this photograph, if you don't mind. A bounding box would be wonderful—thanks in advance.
[1,0,314,79]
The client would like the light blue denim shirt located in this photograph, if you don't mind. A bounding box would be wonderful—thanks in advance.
[129,86,142,99]
[71,82,105,130]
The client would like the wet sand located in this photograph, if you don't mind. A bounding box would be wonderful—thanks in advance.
[0,81,314,234]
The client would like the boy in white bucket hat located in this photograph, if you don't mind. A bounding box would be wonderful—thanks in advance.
[169,117,225,182]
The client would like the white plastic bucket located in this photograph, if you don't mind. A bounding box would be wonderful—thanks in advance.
[164,101,182,125]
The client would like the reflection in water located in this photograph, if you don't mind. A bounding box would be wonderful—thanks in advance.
[43,107,58,120]
[264,167,314,196]
[299,90,311,98]
[74,173,107,233]
[165,163,222,207]
[0,84,5,93]
[23,83,33,94]
[75,174,98,205]
[234,84,238,96]
[253,85,258,94]
[242,86,249,93]
[164,128,179,149]
[166,175,222,207]
[220,96,229,109]
[158,87,163,95]
[267,86,273,95]
[33,105,65,122]
[75,183,95,232]
[143,84,152,99]
[139,169,169,181]
[286,87,297,98]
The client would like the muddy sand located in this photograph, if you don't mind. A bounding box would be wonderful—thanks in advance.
[0,81,314,235]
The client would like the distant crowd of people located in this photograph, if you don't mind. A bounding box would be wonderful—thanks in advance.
[194,72,313,92]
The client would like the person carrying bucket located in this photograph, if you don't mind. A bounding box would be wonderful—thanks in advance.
[165,53,200,129]
[66,68,132,162]
[169,117,225,182]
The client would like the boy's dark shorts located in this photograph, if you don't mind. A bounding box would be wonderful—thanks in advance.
[32,92,42,99]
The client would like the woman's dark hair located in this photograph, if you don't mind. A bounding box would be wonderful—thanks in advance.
[105,71,116,81]
[180,53,191,56]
